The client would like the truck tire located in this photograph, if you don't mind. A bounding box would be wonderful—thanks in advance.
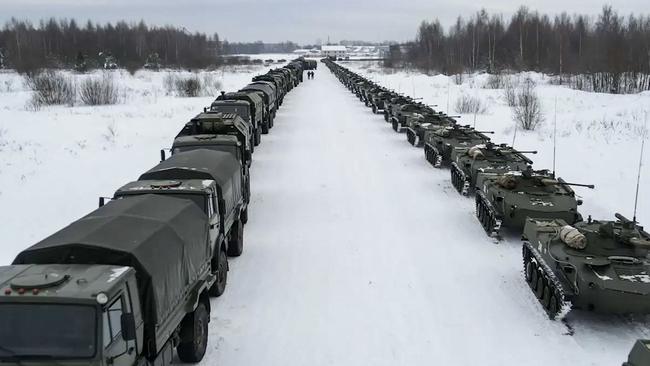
[227,220,244,257]
[262,121,269,134]
[241,206,249,225]
[209,247,228,297]
[177,303,209,363]
[255,129,262,146]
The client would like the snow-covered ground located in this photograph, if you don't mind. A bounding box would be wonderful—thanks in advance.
[0,64,275,262]
[1,62,649,365]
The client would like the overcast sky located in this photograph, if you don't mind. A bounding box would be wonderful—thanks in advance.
[1,0,648,44]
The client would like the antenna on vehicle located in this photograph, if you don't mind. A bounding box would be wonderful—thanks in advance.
[632,111,647,224]
[511,120,518,148]
[552,97,558,177]
[446,79,450,113]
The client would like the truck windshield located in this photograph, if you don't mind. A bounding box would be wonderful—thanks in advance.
[0,303,96,359]
[210,105,250,120]
[168,194,207,213]
[174,145,238,158]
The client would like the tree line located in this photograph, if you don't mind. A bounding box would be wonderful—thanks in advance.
[0,18,221,73]
[397,6,650,93]
[221,41,298,55]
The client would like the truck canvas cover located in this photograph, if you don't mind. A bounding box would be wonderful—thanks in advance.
[13,194,210,354]
[139,149,242,219]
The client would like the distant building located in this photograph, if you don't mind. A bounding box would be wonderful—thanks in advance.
[321,45,347,59]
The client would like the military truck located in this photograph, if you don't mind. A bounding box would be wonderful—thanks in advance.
[253,74,286,105]
[474,167,592,236]
[423,125,493,168]
[624,340,650,366]
[240,82,277,128]
[5,195,214,365]
[142,149,247,252]
[522,214,650,319]
[208,100,258,149]
[450,143,535,196]
[177,112,252,166]
[215,91,264,142]
[169,135,251,204]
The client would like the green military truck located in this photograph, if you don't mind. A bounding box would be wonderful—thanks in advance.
[142,149,248,248]
[176,112,252,166]
[216,91,265,140]
[240,83,277,129]
[3,195,214,365]
[208,100,259,149]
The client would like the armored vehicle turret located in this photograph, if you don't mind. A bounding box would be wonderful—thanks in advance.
[522,214,650,319]
[474,167,592,236]
[423,125,493,167]
[450,143,535,196]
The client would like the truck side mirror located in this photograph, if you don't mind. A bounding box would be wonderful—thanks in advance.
[160,149,166,162]
[120,313,136,341]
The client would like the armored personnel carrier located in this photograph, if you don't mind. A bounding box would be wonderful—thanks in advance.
[390,103,433,132]
[450,143,535,196]
[624,340,650,366]
[522,214,650,319]
[405,112,457,146]
[424,125,493,167]
[474,167,592,236]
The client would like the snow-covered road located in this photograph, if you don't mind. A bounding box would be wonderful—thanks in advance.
[201,66,647,365]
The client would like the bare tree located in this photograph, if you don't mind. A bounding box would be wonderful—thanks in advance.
[511,78,544,130]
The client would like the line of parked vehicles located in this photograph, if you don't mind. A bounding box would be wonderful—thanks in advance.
[0,58,314,366]
[324,59,650,365]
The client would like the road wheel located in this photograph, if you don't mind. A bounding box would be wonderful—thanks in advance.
[372,105,378,114]
[177,303,209,362]
[209,247,228,297]
[227,220,244,257]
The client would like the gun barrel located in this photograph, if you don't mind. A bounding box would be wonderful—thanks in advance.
[559,182,595,189]
[517,150,538,154]
[476,131,495,134]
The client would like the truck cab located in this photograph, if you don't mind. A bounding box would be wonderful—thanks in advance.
[208,101,257,151]
[176,112,252,165]
[0,264,143,366]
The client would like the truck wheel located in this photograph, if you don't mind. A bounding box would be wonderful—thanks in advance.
[209,247,228,297]
[227,220,244,257]
[262,122,269,134]
[255,129,262,146]
[177,303,209,363]
[241,207,249,225]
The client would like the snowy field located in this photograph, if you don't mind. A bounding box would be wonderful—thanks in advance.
[1,61,649,365]
[0,64,276,262]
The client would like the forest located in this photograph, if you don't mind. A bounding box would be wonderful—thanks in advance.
[0,18,221,72]
[398,6,650,93]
